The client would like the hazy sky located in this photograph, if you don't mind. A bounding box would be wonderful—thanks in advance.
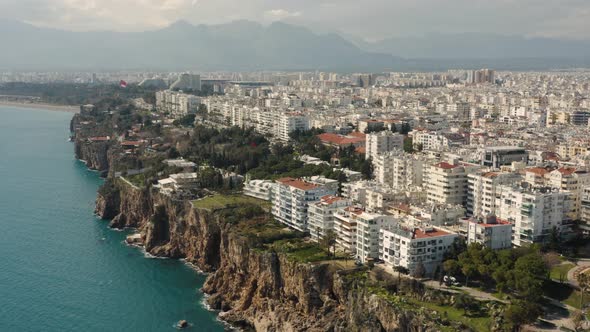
[1,0,589,40]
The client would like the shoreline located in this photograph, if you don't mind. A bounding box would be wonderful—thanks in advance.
[0,100,79,113]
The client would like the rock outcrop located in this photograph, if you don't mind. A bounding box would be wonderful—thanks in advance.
[96,179,441,331]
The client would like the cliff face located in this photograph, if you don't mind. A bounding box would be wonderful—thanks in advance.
[96,180,440,331]
[74,138,112,172]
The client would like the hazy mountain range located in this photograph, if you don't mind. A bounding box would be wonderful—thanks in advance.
[1,19,590,71]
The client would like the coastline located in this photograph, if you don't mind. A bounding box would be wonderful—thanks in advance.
[0,100,79,113]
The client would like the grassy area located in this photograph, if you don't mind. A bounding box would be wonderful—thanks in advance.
[267,238,333,263]
[192,194,270,211]
[410,299,493,332]
[236,218,300,245]
[544,281,590,309]
[550,262,575,281]
[123,173,146,188]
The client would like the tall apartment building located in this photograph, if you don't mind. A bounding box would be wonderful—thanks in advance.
[380,225,458,276]
[333,206,363,254]
[498,185,572,246]
[308,195,350,242]
[426,161,479,206]
[274,112,310,142]
[373,152,427,191]
[467,69,495,84]
[467,171,522,217]
[365,131,404,160]
[156,90,201,117]
[580,187,590,232]
[271,177,338,232]
[355,213,396,263]
[547,168,590,220]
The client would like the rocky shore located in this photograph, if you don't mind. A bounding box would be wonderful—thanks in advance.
[94,177,441,331]
[72,111,490,332]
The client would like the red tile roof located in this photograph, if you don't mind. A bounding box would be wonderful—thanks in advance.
[469,218,512,227]
[320,195,343,205]
[413,228,451,239]
[317,132,366,146]
[526,167,549,176]
[276,177,318,191]
[557,167,577,176]
[435,162,459,169]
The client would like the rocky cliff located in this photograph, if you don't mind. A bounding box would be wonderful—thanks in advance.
[95,179,450,331]
[71,114,114,173]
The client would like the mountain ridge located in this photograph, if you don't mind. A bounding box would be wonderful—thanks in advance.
[1,19,589,71]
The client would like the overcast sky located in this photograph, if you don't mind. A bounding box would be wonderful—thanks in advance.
[1,0,589,40]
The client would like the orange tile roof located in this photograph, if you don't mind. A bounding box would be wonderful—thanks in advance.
[413,228,451,239]
[557,167,577,176]
[349,132,366,138]
[469,218,512,227]
[526,167,549,176]
[276,177,318,191]
[318,133,365,146]
[435,162,459,169]
[320,195,343,205]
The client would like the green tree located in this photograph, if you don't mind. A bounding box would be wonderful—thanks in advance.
[403,137,414,153]
[461,263,478,287]
[504,301,542,332]
[320,230,337,258]
[394,266,409,280]
[443,259,461,277]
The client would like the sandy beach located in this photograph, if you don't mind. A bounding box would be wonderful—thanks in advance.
[0,100,79,113]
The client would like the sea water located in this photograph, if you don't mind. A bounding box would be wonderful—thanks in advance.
[0,106,225,332]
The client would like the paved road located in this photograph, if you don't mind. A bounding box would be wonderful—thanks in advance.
[566,260,590,288]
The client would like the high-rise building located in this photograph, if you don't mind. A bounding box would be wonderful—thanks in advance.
[271,177,338,232]
[365,131,404,160]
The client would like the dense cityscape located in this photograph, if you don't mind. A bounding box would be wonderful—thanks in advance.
[3,67,584,331]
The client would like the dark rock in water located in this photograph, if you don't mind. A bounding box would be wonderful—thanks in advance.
[177,320,188,329]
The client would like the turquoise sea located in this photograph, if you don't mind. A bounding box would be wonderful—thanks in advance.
[0,106,225,332]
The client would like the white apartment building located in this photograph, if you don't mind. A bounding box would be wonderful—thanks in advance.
[580,187,590,232]
[467,216,513,250]
[355,213,396,263]
[333,206,363,254]
[547,168,590,220]
[498,185,572,246]
[374,152,428,190]
[275,112,310,142]
[271,177,338,232]
[243,179,274,201]
[380,225,458,276]
[156,90,201,117]
[365,131,404,160]
[412,131,464,151]
[308,195,350,242]
[467,171,522,217]
[426,161,479,206]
